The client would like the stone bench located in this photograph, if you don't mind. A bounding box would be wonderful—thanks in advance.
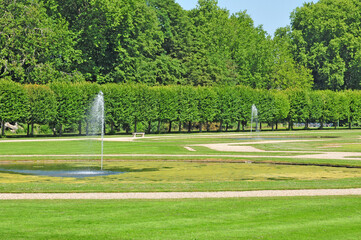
[132,132,145,138]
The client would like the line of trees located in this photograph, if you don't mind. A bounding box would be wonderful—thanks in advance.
[3,0,360,91]
[1,79,361,136]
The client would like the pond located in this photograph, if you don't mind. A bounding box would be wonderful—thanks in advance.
[0,163,158,178]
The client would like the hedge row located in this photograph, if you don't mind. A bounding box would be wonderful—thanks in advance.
[1,79,361,136]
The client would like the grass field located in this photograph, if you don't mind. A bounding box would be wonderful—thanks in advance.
[1,130,361,239]
[1,130,361,192]
[1,196,360,239]
[1,161,361,193]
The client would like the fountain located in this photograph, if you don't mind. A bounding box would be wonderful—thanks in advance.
[88,91,105,170]
[0,91,128,178]
[250,104,258,133]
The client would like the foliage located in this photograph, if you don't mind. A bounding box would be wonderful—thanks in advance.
[4,82,361,135]
[285,88,310,129]
[291,0,361,90]
[0,0,326,88]
[49,82,85,135]
[0,79,28,135]
[24,84,57,135]
[0,0,81,84]
[271,27,314,90]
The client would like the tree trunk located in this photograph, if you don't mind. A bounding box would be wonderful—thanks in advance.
[206,122,210,132]
[78,121,82,135]
[31,122,34,136]
[157,120,161,134]
[59,124,63,136]
[1,120,4,136]
[218,120,223,132]
[188,121,192,133]
[226,123,229,132]
[27,123,30,136]
[237,121,241,132]
[134,119,138,133]
[288,121,292,131]
[52,124,57,136]
[86,121,89,135]
[168,121,172,133]
[271,123,274,131]
[147,121,152,134]
[178,122,182,132]
[199,122,203,133]
[242,121,246,131]
[276,122,278,130]
[110,122,115,134]
[349,121,352,129]
[259,122,262,131]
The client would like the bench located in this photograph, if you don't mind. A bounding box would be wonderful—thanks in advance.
[132,132,145,138]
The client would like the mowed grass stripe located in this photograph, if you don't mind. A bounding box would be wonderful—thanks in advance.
[0,196,360,239]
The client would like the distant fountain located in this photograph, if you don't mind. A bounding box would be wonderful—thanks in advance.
[250,104,258,133]
[89,91,105,170]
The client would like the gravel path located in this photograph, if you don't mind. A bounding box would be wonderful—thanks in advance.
[1,189,361,200]
[2,152,361,161]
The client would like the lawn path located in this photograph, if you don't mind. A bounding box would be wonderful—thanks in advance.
[1,189,361,199]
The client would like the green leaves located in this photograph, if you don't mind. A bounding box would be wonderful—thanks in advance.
[0,79,28,124]
[0,0,81,83]
[291,0,361,90]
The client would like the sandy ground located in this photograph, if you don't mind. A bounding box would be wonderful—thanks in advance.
[194,139,361,160]
[1,189,361,200]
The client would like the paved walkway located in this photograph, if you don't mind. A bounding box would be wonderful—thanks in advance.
[1,189,361,200]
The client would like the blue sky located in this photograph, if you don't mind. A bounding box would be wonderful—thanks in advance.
[174,0,319,35]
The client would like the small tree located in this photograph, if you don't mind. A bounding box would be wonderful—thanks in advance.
[345,90,361,129]
[285,88,310,130]
[177,86,199,132]
[25,84,57,136]
[197,86,218,132]
[49,82,84,136]
[234,85,255,131]
[155,86,178,133]
[0,79,28,135]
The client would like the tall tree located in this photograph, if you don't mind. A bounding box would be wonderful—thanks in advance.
[291,0,361,90]
[229,11,274,88]
[270,27,314,90]
[187,0,238,86]
[0,0,81,83]
[49,0,163,83]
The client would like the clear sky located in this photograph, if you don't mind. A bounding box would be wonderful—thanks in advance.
[174,0,319,35]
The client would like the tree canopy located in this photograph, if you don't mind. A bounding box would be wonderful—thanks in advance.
[291,0,361,90]
[1,0,361,90]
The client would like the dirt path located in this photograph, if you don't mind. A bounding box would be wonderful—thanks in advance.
[1,188,361,200]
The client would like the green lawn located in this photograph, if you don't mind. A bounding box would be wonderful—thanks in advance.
[1,129,360,156]
[1,130,361,192]
[1,161,361,193]
[1,196,360,239]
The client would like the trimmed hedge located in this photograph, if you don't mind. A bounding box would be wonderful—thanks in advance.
[0,80,360,135]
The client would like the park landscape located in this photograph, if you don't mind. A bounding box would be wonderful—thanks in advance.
[1,0,361,239]
[1,130,361,239]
